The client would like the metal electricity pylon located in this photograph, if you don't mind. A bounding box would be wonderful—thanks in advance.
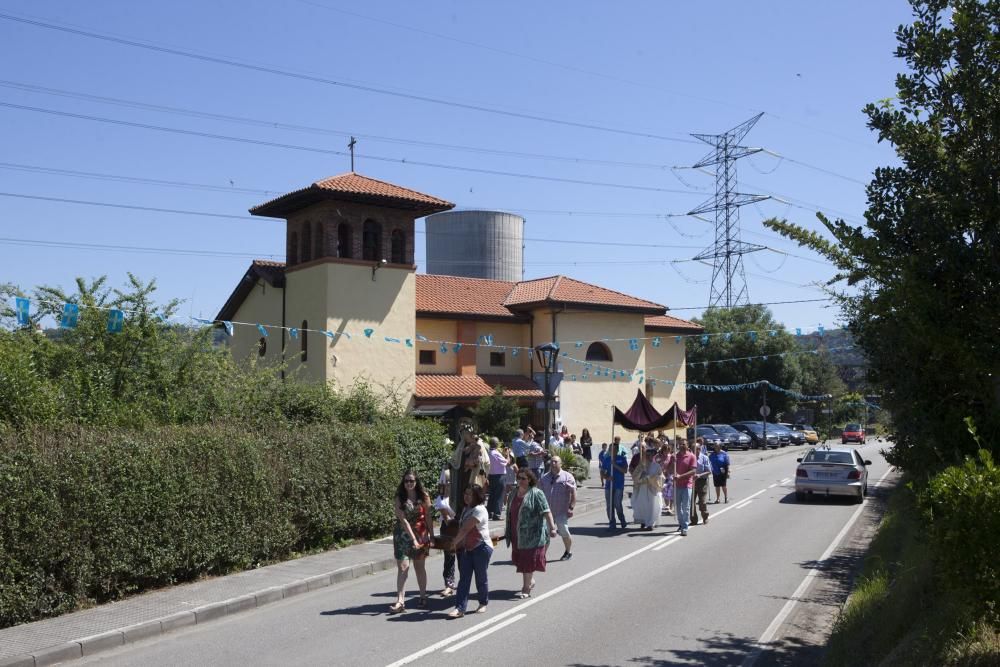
[687,113,770,308]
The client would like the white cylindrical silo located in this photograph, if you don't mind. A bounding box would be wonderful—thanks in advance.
[424,210,524,281]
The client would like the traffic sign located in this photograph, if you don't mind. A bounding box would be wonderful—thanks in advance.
[532,371,564,396]
[759,405,771,417]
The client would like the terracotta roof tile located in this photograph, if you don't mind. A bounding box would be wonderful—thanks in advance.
[250,172,454,217]
[415,274,521,320]
[415,374,542,400]
[644,314,703,332]
[504,275,665,314]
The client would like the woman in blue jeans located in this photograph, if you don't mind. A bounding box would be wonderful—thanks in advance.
[448,484,493,618]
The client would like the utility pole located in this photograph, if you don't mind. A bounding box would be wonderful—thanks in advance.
[348,136,357,171]
[688,114,770,308]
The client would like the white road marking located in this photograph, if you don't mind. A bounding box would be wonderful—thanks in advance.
[767,483,778,489]
[779,477,792,484]
[443,613,526,652]
[711,488,767,519]
[652,535,682,552]
[734,500,753,510]
[386,531,675,666]
[741,466,896,667]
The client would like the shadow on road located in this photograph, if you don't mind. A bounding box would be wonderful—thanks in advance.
[565,631,822,666]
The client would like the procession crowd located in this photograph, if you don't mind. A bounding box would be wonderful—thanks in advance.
[388,424,733,618]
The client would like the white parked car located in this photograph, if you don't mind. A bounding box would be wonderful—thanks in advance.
[795,446,871,503]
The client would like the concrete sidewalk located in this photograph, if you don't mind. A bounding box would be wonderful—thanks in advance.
[0,466,609,667]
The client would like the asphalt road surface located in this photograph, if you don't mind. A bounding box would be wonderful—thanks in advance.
[78,440,894,667]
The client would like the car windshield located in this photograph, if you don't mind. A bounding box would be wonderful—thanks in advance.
[738,423,764,434]
[796,424,815,431]
[712,424,739,435]
[803,450,854,464]
[845,424,861,431]
[770,424,790,433]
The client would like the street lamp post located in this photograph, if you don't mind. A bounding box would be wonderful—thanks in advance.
[534,342,560,450]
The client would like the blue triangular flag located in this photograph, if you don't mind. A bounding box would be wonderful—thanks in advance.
[15,297,30,327]
[440,343,448,353]
[652,337,661,348]
[453,343,462,353]
[60,303,79,329]
[289,327,298,339]
[107,309,124,333]
[257,324,268,337]
[575,341,584,348]
[675,336,682,344]
[364,328,374,338]
[817,325,825,336]
[512,348,519,357]
[416,334,428,342]
[795,328,801,336]
[405,339,413,347]
[385,337,400,343]
[701,334,709,345]
[749,331,757,342]
[222,321,234,336]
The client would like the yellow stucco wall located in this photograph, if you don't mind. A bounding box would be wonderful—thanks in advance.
[284,261,416,404]
[540,309,647,443]
[474,321,531,376]
[414,319,458,374]
[229,279,283,368]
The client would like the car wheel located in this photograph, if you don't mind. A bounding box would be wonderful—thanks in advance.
[855,491,864,504]
[795,491,805,501]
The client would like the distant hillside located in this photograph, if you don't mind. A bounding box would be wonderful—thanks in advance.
[796,328,868,391]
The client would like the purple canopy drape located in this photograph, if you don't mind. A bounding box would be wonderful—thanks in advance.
[613,390,698,431]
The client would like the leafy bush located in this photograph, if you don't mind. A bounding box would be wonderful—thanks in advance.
[0,419,446,628]
[470,387,525,442]
[920,448,1000,610]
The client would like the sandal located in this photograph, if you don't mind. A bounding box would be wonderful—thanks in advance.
[447,609,464,619]
[474,605,488,614]
[514,591,530,599]
[416,595,429,609]
[389,602,405,614]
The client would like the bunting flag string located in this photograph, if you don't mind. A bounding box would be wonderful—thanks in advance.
[6,298,847,379]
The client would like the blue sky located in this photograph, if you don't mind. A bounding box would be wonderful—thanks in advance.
[1,0,913,332]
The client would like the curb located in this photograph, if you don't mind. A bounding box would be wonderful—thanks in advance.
[0,497,608,667]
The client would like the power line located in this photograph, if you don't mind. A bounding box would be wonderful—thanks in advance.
[0,101,698,195]
[0,80,675,171]
[665,297,833,311]
[0,11,697,144]
[0,192,710,250]
[0,161,836,266]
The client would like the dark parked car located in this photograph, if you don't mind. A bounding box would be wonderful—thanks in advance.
[732,421,780,449]
[708,423,753,451]
[692,425,726,450]
[775,423,806,446]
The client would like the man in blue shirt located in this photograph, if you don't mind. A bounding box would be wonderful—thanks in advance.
[708,442,731,504]
[511,428,530,469]
[600,436,629,531]
[690,439,712,526]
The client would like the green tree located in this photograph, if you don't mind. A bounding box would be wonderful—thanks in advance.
[470,386,525,441]
[685,305,840,423]
[763,0,1000,476]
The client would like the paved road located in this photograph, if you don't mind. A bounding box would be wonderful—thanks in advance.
[77,441,894,666]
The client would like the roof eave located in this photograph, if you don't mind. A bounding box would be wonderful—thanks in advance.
[250,187,454,218]
[506,300,666,316]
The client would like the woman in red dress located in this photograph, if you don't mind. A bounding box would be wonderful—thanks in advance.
[505,469,557,598]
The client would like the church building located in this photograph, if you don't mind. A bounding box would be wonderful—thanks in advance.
[216,172,701,441]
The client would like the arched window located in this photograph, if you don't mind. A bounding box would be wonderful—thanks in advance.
[314,222,325,259]
[288,231,299,265]
[300,319,308,362]
[585,342,612,362]
[301,223,312,263]
[390,229,405,264]
[337,223,353,259]
[362,219,382,261]
[257,337,267,357]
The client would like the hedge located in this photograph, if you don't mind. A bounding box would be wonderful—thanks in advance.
[0,419,447,628]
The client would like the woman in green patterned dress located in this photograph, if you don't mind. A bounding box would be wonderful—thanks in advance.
[390,470,433,613]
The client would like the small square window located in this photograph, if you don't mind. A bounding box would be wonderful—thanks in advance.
[419,349,436,365]
[490,352,505,367]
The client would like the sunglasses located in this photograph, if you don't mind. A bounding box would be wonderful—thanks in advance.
[404,478,416,483]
